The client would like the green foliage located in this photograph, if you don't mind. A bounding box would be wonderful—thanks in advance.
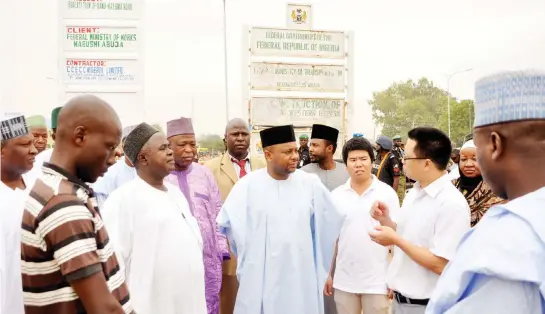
[198,134,225,152]
[437,99,474,147]
[369,77,474,147]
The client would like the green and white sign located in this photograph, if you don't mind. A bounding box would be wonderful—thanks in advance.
[64,26,138,52]
[250,27,345,58]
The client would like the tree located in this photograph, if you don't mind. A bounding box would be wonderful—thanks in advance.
[369,78,448,139]
[369,77,474,147]
[437,99,474,147]
[198,134,225,152]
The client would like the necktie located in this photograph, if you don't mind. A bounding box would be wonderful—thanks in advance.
[232,159,248,178]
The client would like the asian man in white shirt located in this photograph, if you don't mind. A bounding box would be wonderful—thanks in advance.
[369,127,470,314]
[325,137,400,314]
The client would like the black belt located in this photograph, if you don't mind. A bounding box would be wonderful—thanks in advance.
[393,291,429,306]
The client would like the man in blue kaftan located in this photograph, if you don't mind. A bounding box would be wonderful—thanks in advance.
[426,70,545,313]
[217,124,344,314]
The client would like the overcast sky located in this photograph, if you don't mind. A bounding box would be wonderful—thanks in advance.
[1,0,544,137]
[185,0,545,136]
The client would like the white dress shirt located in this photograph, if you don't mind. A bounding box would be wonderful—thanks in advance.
[387,174,470,299]
[332,176,400,294]
[447,163,460,181]
[229,153,252,179]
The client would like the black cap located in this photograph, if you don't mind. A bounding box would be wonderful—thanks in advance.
[311,124,339,143]
[123,122,159,164]
[259,125,296,148]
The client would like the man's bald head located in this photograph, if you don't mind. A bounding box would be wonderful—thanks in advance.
[56,95,121,139]
[224,118,248,135]
[224,118,250,159]
[54,95,122,183]
[473,120,545,200]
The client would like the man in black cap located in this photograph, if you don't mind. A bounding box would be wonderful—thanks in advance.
[373,135,401,192]
[301,124,349,191]
[102,122,208,314]
[217,124,344,314]
[93,124,138,208]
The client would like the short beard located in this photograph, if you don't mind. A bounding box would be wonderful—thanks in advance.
[311,156,323,164]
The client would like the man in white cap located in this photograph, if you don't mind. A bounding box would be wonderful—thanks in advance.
[427,70,545,313]
[369,127,470,314]
[0,114,38,314]
[102,122,207,314]
[217,124,344,314]
[25,114,48,154]
[93,124,138,208]
[33,106,62,166]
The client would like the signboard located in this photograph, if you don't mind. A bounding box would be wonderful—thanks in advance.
[251,97,344,128]
[250,62,345,92]
[286,3,312,30]
[250,27,345,58]
[62,0,140,19]
[63,59,138,84]
[63,26,138,52]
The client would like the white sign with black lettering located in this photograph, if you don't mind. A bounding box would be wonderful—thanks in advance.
[250,27,345,58]
[250,62,345,92]
[251,97,344,128]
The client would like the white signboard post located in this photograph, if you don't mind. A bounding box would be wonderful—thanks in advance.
[62,0,140,20]
[63,59,139,85]
[63,26,139,52]
[250,62,345,92]
[250,27,345,58]
[286,3,312,30]
[251,97,344,128]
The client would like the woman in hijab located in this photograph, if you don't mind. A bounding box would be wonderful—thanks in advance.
[454,140,505,227]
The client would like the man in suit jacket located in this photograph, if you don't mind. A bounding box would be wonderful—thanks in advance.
[205,118,266,314]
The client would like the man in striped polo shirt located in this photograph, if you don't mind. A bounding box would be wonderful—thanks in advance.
[20,95,133,314]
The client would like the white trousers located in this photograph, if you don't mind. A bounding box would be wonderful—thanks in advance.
[334,289,390,314]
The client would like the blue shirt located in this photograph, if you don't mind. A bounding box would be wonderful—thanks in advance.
[426,187,545,313]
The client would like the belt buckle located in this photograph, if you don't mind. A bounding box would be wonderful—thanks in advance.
[394,292,402,304]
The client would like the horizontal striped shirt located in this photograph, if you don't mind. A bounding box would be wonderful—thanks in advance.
[21,163,133,314]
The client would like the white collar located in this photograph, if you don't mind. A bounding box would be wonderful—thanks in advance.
[413,174,451,198]
[228,152,250,162]
[340,175,379,195]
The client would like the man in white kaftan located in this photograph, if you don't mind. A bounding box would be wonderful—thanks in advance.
[102,123,207,314]
[0,114,39,314]
[217,125,344,314]
[426,70,545,313]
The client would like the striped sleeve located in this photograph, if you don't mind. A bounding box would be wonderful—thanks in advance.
[36,194,102,282]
